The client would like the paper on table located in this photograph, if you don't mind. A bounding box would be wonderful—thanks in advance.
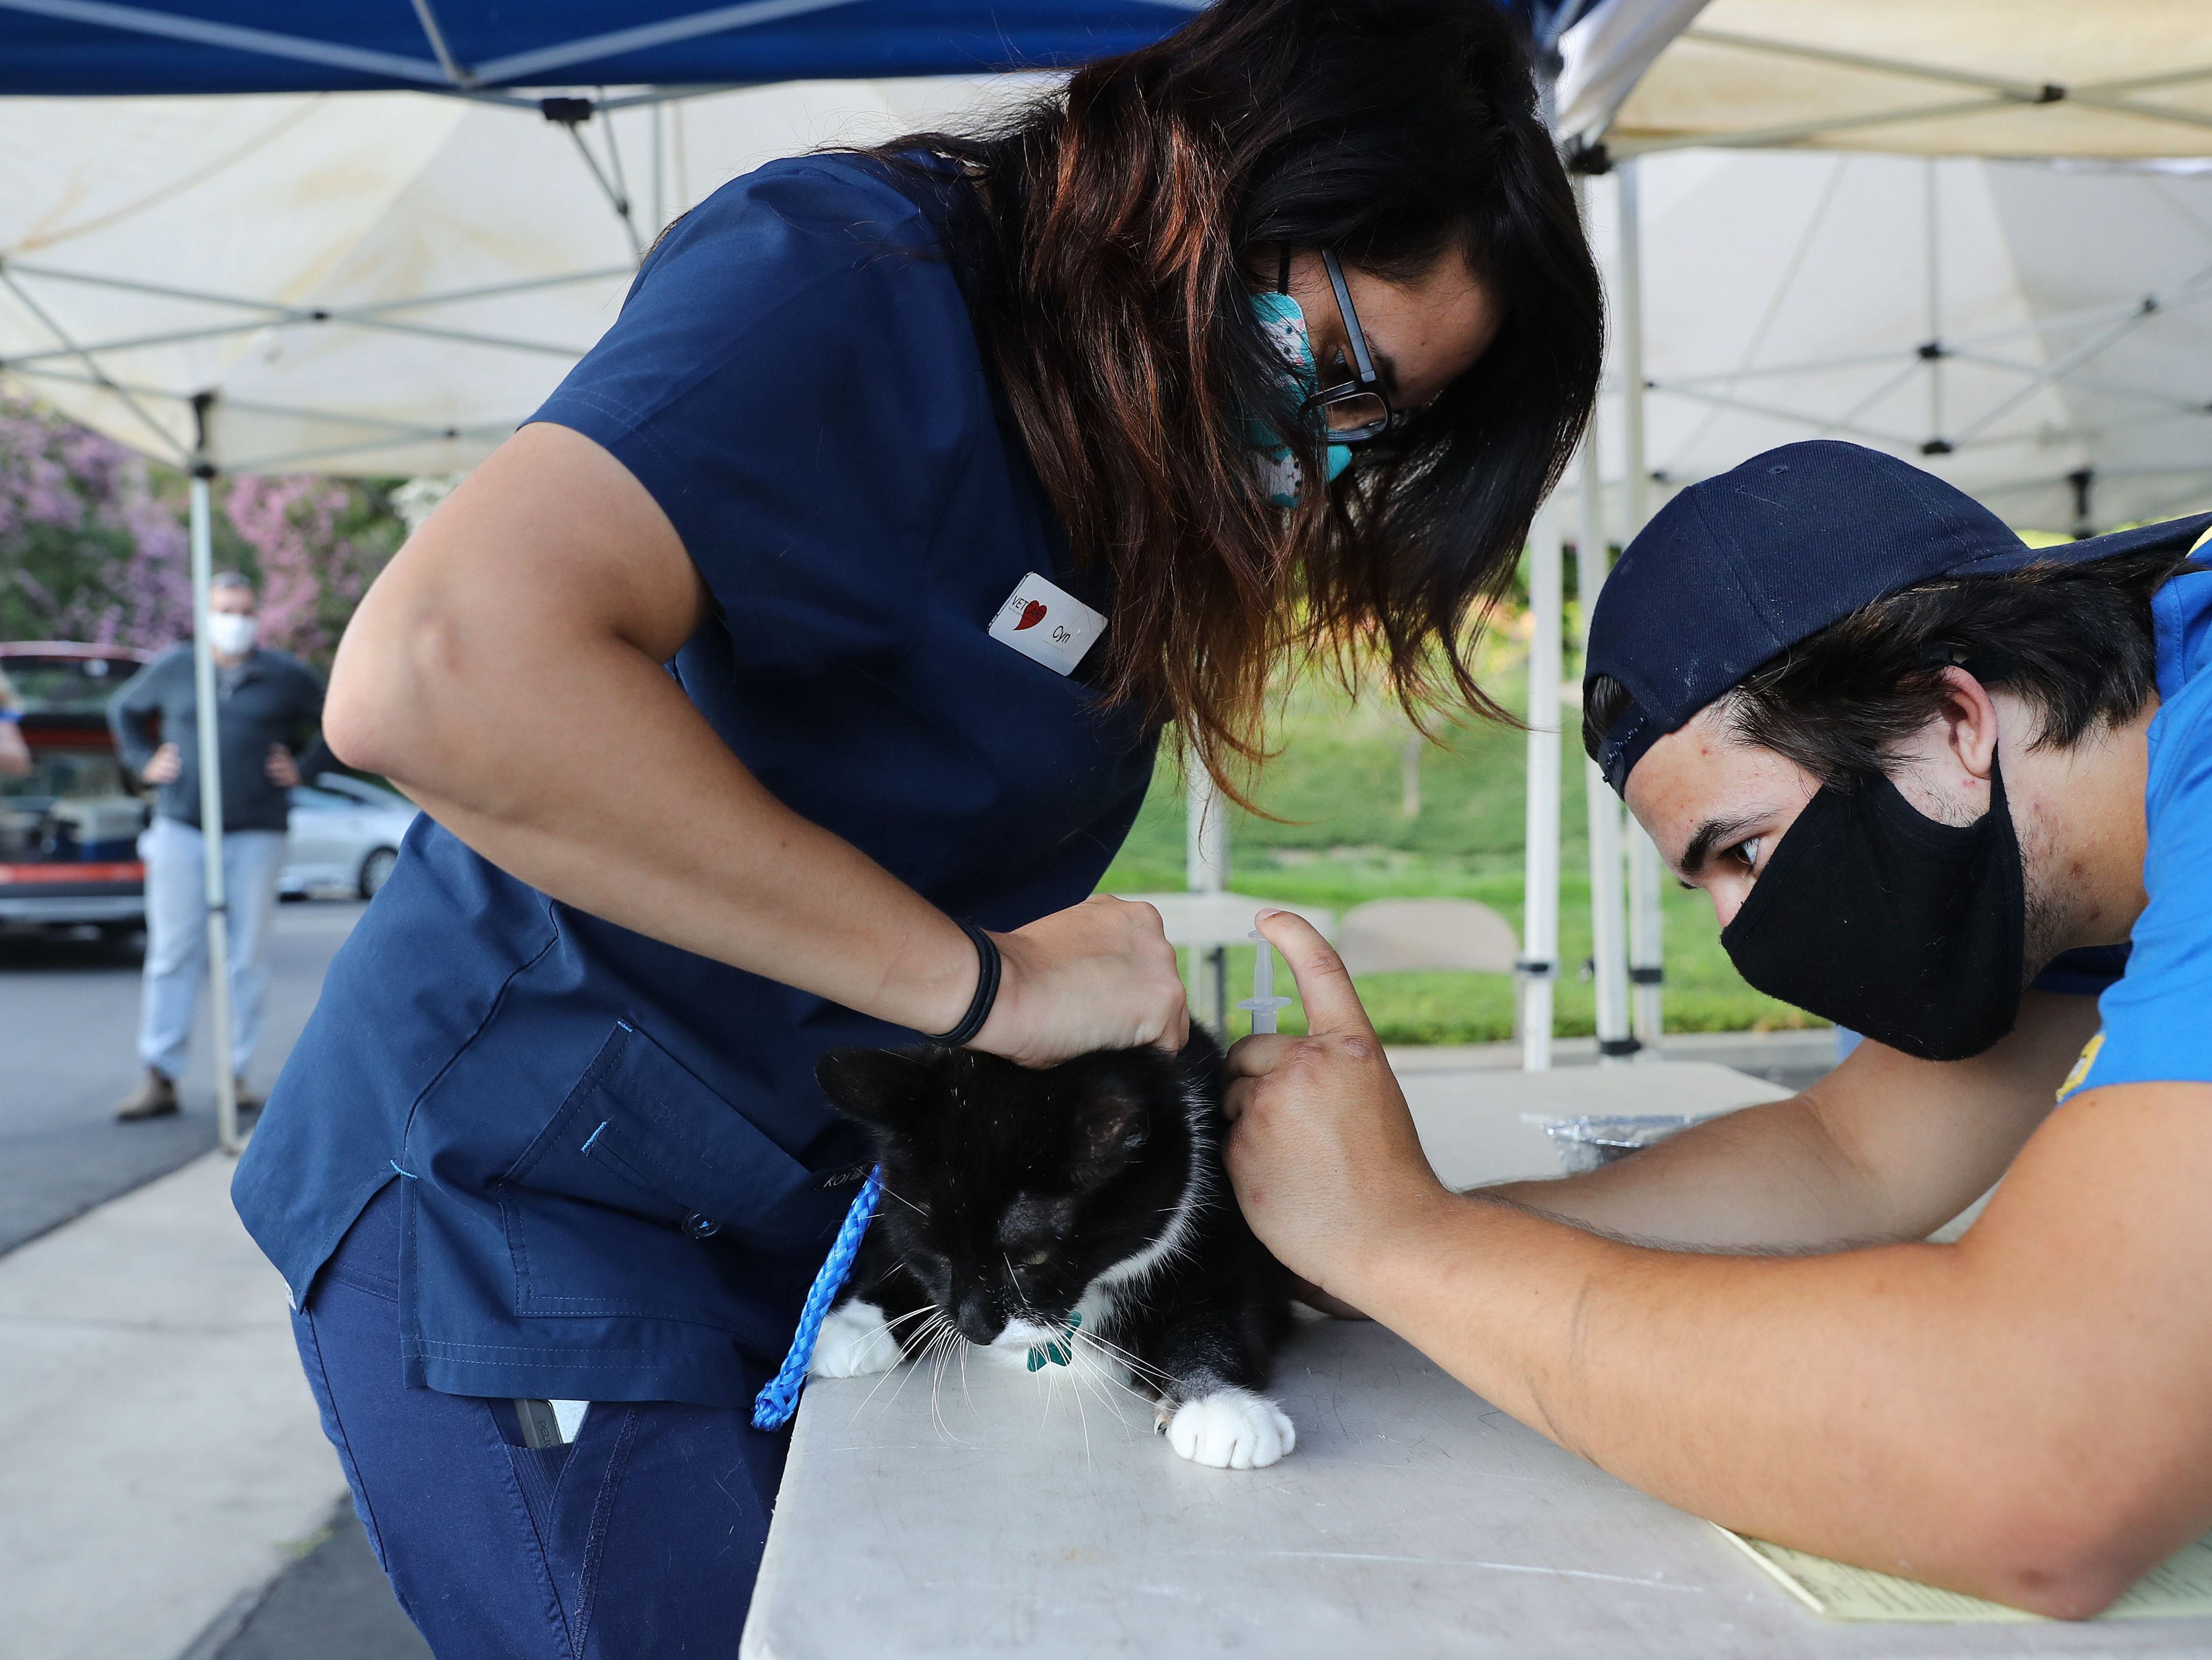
[1723,1528,2212,1622]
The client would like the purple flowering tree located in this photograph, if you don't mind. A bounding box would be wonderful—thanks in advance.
[220,475,395,661]
[0,393,403,664]
[0,394,192,647]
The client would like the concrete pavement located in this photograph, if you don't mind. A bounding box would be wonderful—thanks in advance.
[0,896,427,1660]
[0,900,365,1253]
[0,1151,349,1660]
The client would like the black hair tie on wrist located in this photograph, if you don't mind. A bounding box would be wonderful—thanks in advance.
[925,920,1001,1048]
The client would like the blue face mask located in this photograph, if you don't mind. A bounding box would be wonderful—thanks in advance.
[1248,291,1353,508]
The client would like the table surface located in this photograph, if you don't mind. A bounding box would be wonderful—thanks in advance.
[743,1064,2212,1660]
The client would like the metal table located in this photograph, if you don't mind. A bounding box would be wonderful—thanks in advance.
[744,1064,2212,1659]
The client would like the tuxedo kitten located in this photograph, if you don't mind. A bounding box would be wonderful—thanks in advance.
[809,1032,1297,1469]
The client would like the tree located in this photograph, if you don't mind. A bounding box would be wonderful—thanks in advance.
[0,392,406,664]
[0,394,190,647]
[218,475,403,664]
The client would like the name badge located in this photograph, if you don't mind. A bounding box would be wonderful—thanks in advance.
[988,573,1106,677]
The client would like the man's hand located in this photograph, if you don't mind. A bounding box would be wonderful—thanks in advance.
[1222,909,1450,1298]
[142,742,182,786]
[0,723,28,780]
[265,743,301,788]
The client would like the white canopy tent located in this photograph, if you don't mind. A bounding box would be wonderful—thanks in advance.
[1559,0,2212,164]
[0,76,1035,477]
[1517,0,2212,1069]
[1592,150,2212,528]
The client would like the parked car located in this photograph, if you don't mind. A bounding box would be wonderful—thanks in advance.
[0,642,154,937]
[280,774,417,900]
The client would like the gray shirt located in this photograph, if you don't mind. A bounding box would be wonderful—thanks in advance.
[109,644,330,834]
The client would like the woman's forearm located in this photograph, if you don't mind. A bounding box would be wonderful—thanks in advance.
[391,637,981,1035]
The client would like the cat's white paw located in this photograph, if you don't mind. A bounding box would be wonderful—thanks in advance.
[1165,1387,1296,1469]
[809,1300,905,1377]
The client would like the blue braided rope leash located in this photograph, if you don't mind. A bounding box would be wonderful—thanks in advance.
[751,1164,885,1431]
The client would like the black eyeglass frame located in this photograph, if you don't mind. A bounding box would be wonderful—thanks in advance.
[1304,250,1397,445]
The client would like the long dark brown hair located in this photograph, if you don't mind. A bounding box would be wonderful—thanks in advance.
[872,0,1601,794]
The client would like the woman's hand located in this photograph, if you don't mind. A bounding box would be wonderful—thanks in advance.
[1223,910,1450,1300]
[972,896,1189,1066]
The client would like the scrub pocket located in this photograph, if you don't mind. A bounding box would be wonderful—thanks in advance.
[499,1020,851,1326]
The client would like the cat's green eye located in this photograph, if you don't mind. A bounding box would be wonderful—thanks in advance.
[1020,1249,1052,1268]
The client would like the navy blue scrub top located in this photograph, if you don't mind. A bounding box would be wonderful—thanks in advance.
[232,155,1158,1409]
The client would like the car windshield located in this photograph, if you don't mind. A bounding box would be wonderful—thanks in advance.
[1,748,131,806]
[3,657,136,716]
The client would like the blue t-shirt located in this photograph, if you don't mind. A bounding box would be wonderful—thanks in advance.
[2062,537,2212,1096]
[232,156,1158,1407]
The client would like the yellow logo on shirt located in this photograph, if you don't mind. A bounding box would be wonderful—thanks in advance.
[2057,1031,2105,1103]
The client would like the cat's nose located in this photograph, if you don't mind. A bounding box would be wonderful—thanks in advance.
[954,1290,1003,1346]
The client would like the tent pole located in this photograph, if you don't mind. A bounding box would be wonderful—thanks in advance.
[187,416,241,1154]
[652,101,667,234]
[1575,429,1632,1065]
[1518,500,1563,1072]
[1185,744,1230,1037]
[1616,159,1665,1053]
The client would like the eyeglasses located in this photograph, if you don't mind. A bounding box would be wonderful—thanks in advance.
[1305,250,1395,444]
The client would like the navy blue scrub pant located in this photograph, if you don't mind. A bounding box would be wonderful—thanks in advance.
[290,1182,792,1660]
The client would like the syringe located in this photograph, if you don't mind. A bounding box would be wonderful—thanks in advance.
[1237,927,1294,1035]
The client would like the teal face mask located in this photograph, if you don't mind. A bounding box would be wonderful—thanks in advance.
[1248,290,1353,508]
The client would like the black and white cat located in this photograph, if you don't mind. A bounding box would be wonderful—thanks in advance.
[809,1032,1297,1469]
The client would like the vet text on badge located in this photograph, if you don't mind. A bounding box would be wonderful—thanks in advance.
[988,573,1106,676]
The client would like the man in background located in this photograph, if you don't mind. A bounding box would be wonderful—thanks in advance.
[108,573,329,1121]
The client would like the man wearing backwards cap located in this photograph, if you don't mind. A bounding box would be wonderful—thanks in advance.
[1223,440,2212,1618]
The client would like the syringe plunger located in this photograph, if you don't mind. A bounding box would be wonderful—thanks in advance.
[1237,927,1293,1035]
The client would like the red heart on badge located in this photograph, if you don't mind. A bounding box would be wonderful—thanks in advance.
[1014,600,1048,631]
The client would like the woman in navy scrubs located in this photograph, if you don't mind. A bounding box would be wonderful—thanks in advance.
[233,0,1601,1651]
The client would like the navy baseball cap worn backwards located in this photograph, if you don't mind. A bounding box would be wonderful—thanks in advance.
[1584,440,2212,796]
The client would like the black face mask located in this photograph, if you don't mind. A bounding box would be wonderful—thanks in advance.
[1719,762,2024,1062]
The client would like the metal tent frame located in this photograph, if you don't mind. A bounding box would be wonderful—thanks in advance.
[1602,26,2212,161]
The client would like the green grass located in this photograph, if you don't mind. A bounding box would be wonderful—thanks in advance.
[1093,670,1827,1046]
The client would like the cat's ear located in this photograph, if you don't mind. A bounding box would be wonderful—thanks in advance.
[816,1048,937,1131]
[1071,1084,1150,1182]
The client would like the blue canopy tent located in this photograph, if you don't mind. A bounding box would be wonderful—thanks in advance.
[0,0,1205,94]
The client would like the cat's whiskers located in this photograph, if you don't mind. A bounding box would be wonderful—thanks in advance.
[926,1322,972,1445]
[1048,1370,1081,1455]
[1072,1326,1175,1394]
[854,1306,948,1420]
[1066,1342,1141,1437]
[870,1303,939,1346]
[874,1183,928,1219]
